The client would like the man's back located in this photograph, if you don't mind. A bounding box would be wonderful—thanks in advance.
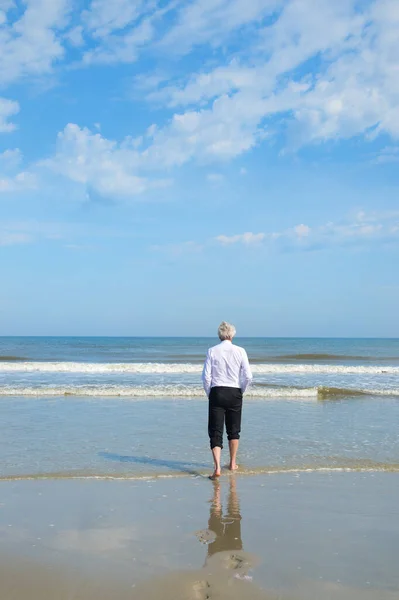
[202,340,252,397]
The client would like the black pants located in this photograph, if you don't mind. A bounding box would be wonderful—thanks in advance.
[208,386,243,449]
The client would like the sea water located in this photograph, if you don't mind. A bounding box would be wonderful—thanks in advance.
[0,337,398,478]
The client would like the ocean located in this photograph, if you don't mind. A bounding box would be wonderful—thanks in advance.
[1,336,399,479]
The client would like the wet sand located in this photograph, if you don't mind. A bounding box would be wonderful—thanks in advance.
[0,472,399,599]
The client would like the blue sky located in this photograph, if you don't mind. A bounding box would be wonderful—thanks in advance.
[0,0,398,337]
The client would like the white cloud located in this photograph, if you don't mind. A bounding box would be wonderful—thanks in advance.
[82,0,148,38]
[1,0,398,200]
[300,212,398,245]
[149,0,363,109]
[132,71,171,94]
[43,123,172,198]
[79,1,178,66]
[214,211,399,252]
[142,92,269,166]
[0,0,14,26]
[0,98,19,132]
[65,25,85,47]
[82,17,154,65]
[274,0,399,145]
[0,0,396,161]
[149,60,263,107]
[0,171,37,193]
[318,213,392,243]
[216,232,265,245]
[259,0,364,74]
[0,0,70,85]
[144,0,399,155]
[0,148,22,170]
[159,0,281,56]
[0,148,37,193]
[43,105,266,197]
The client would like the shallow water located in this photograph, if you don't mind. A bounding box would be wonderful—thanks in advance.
[1,396,399,479]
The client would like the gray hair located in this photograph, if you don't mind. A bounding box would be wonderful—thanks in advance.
[218,321,236,341]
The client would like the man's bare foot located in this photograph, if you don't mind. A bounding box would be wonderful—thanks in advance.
[209,471,221,480]
[229,464,239,471]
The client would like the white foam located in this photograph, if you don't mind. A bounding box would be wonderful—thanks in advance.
[0,384,319,398]
[2,382,399,399]
[0,361,397,375]
[0,384,398,398]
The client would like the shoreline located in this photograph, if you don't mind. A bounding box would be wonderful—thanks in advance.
[2,461,399,481]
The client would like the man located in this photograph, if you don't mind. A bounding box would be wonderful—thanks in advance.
[202,322,253,480]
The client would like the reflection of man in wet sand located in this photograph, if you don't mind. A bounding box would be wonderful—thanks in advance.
[202,476,257,590]
[207,477,242,558]
[132,478,274,600]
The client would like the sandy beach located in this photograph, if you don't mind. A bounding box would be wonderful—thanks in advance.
[1,471,399,599]
[1,338,399,598]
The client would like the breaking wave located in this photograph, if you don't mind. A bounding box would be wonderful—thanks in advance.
[0,361,398,375]
[0,384,398,398]
[263,353,398,361]
[0,384,316,398]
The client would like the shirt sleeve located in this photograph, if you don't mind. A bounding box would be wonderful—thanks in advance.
[202,349,212,398]
[240,349,253,394]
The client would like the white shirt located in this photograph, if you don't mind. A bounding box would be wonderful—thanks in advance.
[202,340,253,398]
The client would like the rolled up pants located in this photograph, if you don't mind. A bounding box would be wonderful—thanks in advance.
[208,386,243,449]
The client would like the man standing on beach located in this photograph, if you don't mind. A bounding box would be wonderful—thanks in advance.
[202,322,253,480]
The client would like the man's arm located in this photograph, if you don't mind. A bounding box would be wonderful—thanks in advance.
[202,350,212,398]
[240,349,253,394]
